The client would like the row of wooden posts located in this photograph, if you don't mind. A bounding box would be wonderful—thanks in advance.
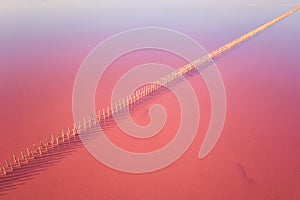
[0,63,200,177]
[0,126,78,176]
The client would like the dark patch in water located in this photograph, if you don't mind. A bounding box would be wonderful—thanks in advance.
[237,162,255,185]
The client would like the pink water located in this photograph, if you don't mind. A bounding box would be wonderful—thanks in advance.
[0,4,299,200]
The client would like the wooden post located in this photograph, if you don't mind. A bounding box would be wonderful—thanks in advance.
[115,103,118,113]
[51,135,54,143]
[56,137,59,145]
[39,146,42,155]
[88,116,92,128]
[83,118,86,130]
[73,125,77,136]
[67,130,70,140]
[111,104,114,115]
[119,100,122,110]
[20,151,25,160]
[126,96,129,106]
[133,94,136,103]
[51,139,54,148]
[10,163,13,172]
[2,167,7,175]
[107,106,110,118]
[62,130,65,143]
[102,108,106,120]
[98,109,101,121]
[17,158,21,167]
[26,147,30,156]
[78,122,81,132]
